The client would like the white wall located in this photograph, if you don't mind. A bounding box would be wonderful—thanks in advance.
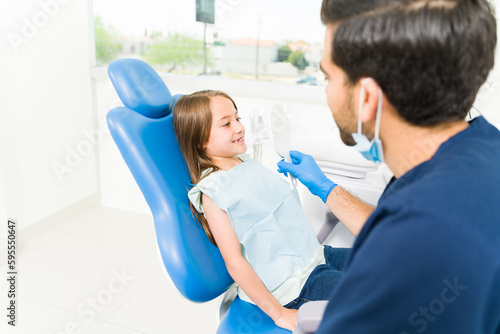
[474,0,500,125]
[0,164,6,249]
[0,0,97,230]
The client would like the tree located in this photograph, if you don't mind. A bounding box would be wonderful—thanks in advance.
[288,51,308,70]
[277,45,292,62]
[144,33,208,72]
[94,16,122,66]
[149,30,163,39]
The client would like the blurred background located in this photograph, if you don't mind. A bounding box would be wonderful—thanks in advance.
[0,0,499,333]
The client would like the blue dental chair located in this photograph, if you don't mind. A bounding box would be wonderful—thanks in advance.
[106,58,292,333]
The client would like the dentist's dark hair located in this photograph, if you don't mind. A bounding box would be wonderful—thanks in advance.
[321,0,497,126]
[173,90,238,246]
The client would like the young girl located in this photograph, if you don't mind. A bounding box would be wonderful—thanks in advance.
[173,90,349,332]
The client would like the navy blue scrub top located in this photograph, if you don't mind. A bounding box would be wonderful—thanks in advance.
[317,116,500,334]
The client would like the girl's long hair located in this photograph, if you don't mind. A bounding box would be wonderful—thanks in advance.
[173,90,238,246]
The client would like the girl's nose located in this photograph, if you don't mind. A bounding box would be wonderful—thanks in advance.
[235,121,245,133]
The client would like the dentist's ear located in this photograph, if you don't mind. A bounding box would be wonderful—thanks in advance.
[358,78,381,123]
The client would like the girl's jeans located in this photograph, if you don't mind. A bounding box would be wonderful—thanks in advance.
[283,245,350,310]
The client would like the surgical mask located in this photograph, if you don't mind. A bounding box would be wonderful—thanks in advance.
[351,81,385,163]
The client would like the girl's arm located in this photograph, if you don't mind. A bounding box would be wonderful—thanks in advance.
[202,194,297,332]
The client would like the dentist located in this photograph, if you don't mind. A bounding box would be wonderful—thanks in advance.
[278,0,500,333]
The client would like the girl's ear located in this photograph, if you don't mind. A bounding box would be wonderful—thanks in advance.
[359,78,381,123]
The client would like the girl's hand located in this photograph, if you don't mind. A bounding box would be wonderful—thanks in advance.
[274,307,298,332]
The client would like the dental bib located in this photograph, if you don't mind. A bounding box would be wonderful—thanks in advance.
[188,154,323,304]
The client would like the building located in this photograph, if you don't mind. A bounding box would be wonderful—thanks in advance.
[218,38,279,75]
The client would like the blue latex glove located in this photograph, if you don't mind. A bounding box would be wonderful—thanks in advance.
[277,150,337,202]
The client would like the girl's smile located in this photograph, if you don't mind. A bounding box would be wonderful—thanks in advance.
[233,137,245,144]
[204,95,247,169]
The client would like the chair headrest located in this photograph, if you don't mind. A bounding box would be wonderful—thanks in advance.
[108,59,173,118]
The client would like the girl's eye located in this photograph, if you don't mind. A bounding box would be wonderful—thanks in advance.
[223,117,241,127]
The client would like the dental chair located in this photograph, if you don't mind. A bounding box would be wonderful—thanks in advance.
[106,58,328,334]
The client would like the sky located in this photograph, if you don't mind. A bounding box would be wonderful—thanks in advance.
[92,0,326,44]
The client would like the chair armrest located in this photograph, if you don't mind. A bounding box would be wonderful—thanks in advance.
[219,284,238,321]
[293,301,329,334]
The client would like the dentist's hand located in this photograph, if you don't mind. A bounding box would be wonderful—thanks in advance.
[277,150,337,202]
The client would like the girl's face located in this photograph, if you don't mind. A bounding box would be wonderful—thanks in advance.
[204,96,247,159]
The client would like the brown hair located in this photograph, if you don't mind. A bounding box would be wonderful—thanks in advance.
[173,90,238,246]
[320,0,496,125]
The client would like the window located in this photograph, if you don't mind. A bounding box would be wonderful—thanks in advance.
[92,0,326,86]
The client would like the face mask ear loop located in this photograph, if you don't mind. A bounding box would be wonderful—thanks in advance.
[374,87,383,140]
[357,84,366,134]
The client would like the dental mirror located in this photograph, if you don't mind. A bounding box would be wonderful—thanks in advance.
[270,103,297,190]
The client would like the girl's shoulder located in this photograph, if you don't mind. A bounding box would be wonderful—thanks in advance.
[197,168,224,190]
[188,170,222,214]
[188,154,253,213]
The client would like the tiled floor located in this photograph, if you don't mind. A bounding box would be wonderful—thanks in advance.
[1,206,221,334]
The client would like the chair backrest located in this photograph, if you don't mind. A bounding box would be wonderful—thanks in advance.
[106,59,233,302]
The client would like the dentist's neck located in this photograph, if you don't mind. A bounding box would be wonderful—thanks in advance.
[381,110,469,178]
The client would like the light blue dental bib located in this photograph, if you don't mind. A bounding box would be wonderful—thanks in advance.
[188,154,321,296]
